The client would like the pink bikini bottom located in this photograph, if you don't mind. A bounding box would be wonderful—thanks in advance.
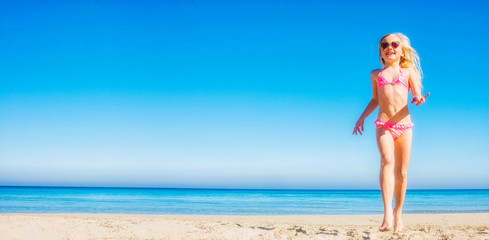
[374,119,414,140]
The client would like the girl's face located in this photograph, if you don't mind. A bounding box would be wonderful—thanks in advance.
[380,35,403,63]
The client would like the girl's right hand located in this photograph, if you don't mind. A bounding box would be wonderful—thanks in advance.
[353,118,364,136]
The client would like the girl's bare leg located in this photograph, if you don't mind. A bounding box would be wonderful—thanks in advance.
[376,127,395,231]
[393,129,412,233]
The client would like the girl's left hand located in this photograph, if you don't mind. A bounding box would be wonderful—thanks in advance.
[411,93,430,106]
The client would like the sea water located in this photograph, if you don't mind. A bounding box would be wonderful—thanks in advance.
[1,187,488,215]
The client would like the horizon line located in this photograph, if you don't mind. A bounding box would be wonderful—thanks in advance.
[1,185,488,191]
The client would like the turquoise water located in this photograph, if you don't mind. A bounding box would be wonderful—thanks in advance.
[1,187,488,215]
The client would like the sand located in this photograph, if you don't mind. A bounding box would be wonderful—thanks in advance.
[1,213,488,240]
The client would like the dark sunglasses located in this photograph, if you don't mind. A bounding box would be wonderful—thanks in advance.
[381,41,400,49]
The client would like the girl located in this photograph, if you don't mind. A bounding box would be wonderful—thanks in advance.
[353,33,429,233]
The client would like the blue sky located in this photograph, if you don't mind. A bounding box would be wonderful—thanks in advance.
[1,0,488,189]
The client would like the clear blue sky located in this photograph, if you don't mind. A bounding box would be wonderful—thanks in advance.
[1,0,488,189]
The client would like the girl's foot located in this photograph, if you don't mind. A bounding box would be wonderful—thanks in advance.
[394,226,406,233]
[393,210,405,233]
[378,213,393,231]
[379,225,392,232]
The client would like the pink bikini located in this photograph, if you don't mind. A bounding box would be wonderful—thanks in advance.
[374,119,413,140]
[376,68,409,90]
[375,68,413,140]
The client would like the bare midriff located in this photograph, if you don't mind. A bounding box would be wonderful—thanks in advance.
[377,84,411,123]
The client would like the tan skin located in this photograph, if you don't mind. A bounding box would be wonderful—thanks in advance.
[352,35,429,233]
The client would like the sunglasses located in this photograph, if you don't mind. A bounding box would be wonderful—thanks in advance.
[381,41,400,49]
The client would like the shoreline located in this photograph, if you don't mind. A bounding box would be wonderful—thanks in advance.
[1,213,488,239]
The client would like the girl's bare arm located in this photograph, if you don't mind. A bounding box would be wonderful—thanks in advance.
[353,71,380,135]
[408,67,429,106]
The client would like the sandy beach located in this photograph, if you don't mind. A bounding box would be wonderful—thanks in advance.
[0,213,488,240]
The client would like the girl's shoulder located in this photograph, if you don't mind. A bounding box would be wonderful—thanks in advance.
[370,69,383,79]
[401,67,416,77]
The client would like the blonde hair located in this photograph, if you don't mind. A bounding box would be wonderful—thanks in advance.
[378,33,423,88]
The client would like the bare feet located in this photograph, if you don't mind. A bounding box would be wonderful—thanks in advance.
[394,220,405,233]
[393,209,405,233]
[379,213,393,231]
[394,226,406,233]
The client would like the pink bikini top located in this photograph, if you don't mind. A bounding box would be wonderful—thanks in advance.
[377,68,409,89]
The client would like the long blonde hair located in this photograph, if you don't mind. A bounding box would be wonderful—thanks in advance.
[378,33,423,88]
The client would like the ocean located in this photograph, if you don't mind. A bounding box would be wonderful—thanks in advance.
[1,186,488,215]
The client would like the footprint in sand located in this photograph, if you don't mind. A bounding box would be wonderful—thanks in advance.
[287,226,307,235]
[316,228,338,236]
